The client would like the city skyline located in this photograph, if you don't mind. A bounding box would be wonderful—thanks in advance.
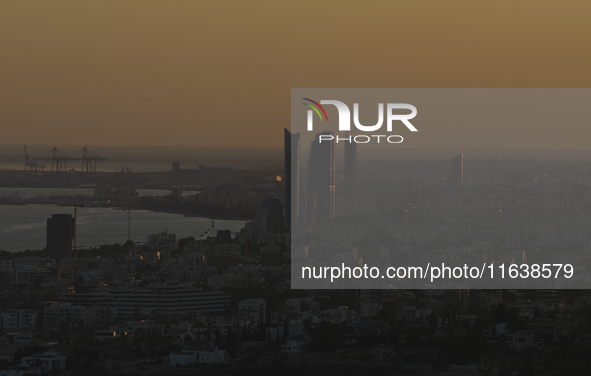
[3,2,591,374]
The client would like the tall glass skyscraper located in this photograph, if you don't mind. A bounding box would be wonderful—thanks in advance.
[343,133,357,199]
[284,128,300,227]
[306,131,335,222]
[451,154,464,186]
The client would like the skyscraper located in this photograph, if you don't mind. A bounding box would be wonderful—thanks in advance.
[451,154,464,186]
[254,197,285,235]
[46,214,75,259]
[306,131,336,222]
[284,128,300,228]
[343,133,357,199]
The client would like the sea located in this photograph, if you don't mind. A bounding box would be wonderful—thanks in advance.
[0,188,246,252]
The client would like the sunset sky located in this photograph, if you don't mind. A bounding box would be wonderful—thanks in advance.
[1,1,591,148]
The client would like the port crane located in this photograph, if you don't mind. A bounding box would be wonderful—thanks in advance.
[23,145,45,173]
[34,147,70,172]
[26,146,106,173]
[69,147,106,173]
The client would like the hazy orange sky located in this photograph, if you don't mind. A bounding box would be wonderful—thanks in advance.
[1,1,590,148]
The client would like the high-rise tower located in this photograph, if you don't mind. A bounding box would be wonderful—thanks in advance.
[46,214,75,259]
[451,154,464,186]
[343,133,357,199]
[306,131,336,222]
[284,128,300,228]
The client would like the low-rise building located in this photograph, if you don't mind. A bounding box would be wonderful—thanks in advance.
[2,310,37,331]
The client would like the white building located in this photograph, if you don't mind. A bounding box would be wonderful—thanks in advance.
[43,303,85,329]
[2,310,37,331]
[147,231,178,251]
[1,352,66,375]
[237,298,266,323]
[107,284,231,317]
[282,335,309,353]
[169,344,230,366]
[197,346,230,364]
[169,348,198,367]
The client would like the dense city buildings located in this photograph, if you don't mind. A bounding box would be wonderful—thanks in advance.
[1,148,591,374]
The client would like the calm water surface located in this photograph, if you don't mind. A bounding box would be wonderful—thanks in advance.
[0,187,195,198]
[0,204,245,252]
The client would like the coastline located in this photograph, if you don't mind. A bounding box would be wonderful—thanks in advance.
[0,201,254,222]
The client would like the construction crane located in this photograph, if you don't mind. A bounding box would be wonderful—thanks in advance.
[23,145,44,173]
[69,147,106,173]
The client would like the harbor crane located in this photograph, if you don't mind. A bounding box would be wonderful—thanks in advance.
[27,146,106,173]
[23,145,45,173]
